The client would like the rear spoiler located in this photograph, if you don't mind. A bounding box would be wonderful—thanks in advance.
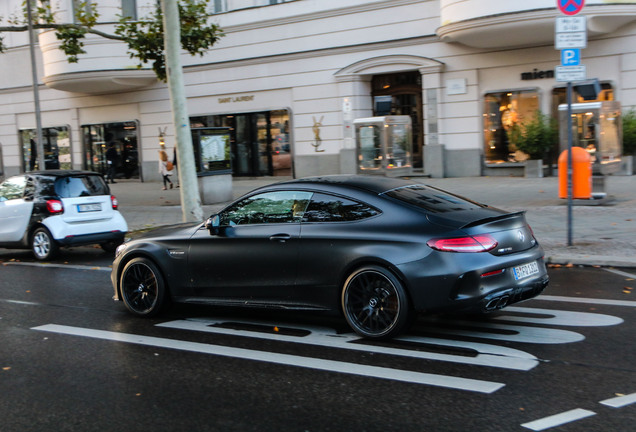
[461,211,526,229]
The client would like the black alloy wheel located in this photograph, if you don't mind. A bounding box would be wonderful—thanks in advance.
[342,265,410,339]
[120,257,166,316]
[31,227,58,261]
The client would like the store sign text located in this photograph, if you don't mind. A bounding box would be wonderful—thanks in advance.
[521,69,555,80]
[218,95,255,103]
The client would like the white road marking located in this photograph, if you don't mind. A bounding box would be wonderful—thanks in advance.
[420,320,585,344]
[494,307,624,327]
[31,324,505,394]
[1,261,111,272]
[536,295,636,307]
[521,408,596,431]
[604,268,636,279]
[600,392,636,408]
[159,318,539,370]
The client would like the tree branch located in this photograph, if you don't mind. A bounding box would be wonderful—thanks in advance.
[0,23,124,41]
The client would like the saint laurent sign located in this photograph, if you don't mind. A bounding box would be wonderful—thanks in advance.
[218,95,255,103]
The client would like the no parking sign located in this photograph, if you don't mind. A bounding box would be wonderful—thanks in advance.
[557,0,585,16]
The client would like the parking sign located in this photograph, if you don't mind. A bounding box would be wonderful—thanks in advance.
[561,49,580,66]
[557,0,585,16]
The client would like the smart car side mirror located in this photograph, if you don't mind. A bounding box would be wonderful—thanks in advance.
[205,214,220,235]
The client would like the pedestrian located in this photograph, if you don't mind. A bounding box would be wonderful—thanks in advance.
[158,143,174,190]
[105,134,119,184]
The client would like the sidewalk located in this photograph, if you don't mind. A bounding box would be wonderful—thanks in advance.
[110,175,636,268]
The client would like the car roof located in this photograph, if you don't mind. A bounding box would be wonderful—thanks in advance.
[25,170,104,178]
[274,175,417,195]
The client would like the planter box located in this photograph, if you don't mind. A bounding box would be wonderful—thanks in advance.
[524,159,544,178]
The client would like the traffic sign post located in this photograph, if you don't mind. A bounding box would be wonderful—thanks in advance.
[556,1,586,246]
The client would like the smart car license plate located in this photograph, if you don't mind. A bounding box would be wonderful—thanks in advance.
[78,203,102,213]
[513,261,539,280]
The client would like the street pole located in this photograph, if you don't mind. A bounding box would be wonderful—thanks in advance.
[26,0,44,171]
[567,81,573,246]
[160,0,203,222]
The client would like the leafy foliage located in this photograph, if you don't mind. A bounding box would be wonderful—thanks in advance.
[0,0,223,81]
[622,109,636,156]
[512,110,558,160]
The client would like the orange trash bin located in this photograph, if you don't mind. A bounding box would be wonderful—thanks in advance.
[558,147,592,199]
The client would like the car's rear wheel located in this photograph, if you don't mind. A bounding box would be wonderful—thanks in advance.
[120,257,166,317]
[342,265,410,339]
[31,227,58,261]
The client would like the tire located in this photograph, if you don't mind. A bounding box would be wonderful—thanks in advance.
[342,265,411,339]
[100,241,121,254]
[31,227,59,261]
[120,257,167,317]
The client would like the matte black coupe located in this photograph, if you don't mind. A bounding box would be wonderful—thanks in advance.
[111,175,548,339]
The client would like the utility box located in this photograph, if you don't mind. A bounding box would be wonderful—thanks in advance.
[354,116,412,176]
[558,101,622,175]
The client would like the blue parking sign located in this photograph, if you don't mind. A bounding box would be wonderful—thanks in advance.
[561,49,580,66]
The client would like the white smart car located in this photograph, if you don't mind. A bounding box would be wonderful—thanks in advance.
[0,170,128,260]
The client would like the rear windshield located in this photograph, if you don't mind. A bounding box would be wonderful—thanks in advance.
[382,185,485,213]
[54,175,109,198]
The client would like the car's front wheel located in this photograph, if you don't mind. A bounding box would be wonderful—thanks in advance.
[341,265,411,339]
[120,257,167,317]
[31,227,58,261]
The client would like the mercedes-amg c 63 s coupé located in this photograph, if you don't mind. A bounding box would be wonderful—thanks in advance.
[111,175,548,339]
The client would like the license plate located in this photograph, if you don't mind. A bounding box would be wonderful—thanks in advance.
[78,203,102,213]
[513,261,539,280]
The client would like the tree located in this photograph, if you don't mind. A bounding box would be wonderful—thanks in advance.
[1,0,224,222]
[0,0,223,82]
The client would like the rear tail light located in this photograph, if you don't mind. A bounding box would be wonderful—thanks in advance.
[46,199,64,214]
[111,195,119,210]
[427,234,498,253]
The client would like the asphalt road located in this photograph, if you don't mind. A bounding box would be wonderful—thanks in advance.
[0,247,635,432]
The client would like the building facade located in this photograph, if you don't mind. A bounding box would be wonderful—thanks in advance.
[1,0,635,181]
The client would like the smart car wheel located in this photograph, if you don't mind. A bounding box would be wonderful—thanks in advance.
[120,257,167,317]
[100,241,120,254]
[342,266,410,339]
[31,227,58,261]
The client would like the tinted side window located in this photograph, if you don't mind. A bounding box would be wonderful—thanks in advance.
[55,175,109,198]
[221,191,312,226]
[302,193,379,222]
[382,185,484,213]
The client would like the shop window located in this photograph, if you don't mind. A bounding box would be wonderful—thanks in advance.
[190,109,291,177]
[20,126,71,171]
[483,90,539,163]
[82,121,140,180]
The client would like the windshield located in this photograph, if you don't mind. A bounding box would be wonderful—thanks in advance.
[382,185,486,213]
[55,175,109,198]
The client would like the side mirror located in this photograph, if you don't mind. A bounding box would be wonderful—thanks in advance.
[205,214,221,235]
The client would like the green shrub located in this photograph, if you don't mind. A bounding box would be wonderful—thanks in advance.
[513,110,558,160]
[622,109,636,156]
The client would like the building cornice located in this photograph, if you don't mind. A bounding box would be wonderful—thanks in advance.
[437,5,636,48]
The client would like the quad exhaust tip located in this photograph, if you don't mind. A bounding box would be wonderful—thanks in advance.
[485,295,510,311]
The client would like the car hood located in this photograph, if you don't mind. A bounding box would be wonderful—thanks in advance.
[131,221,203,242]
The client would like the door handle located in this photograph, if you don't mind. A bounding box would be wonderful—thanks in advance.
[269,233,292,243]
